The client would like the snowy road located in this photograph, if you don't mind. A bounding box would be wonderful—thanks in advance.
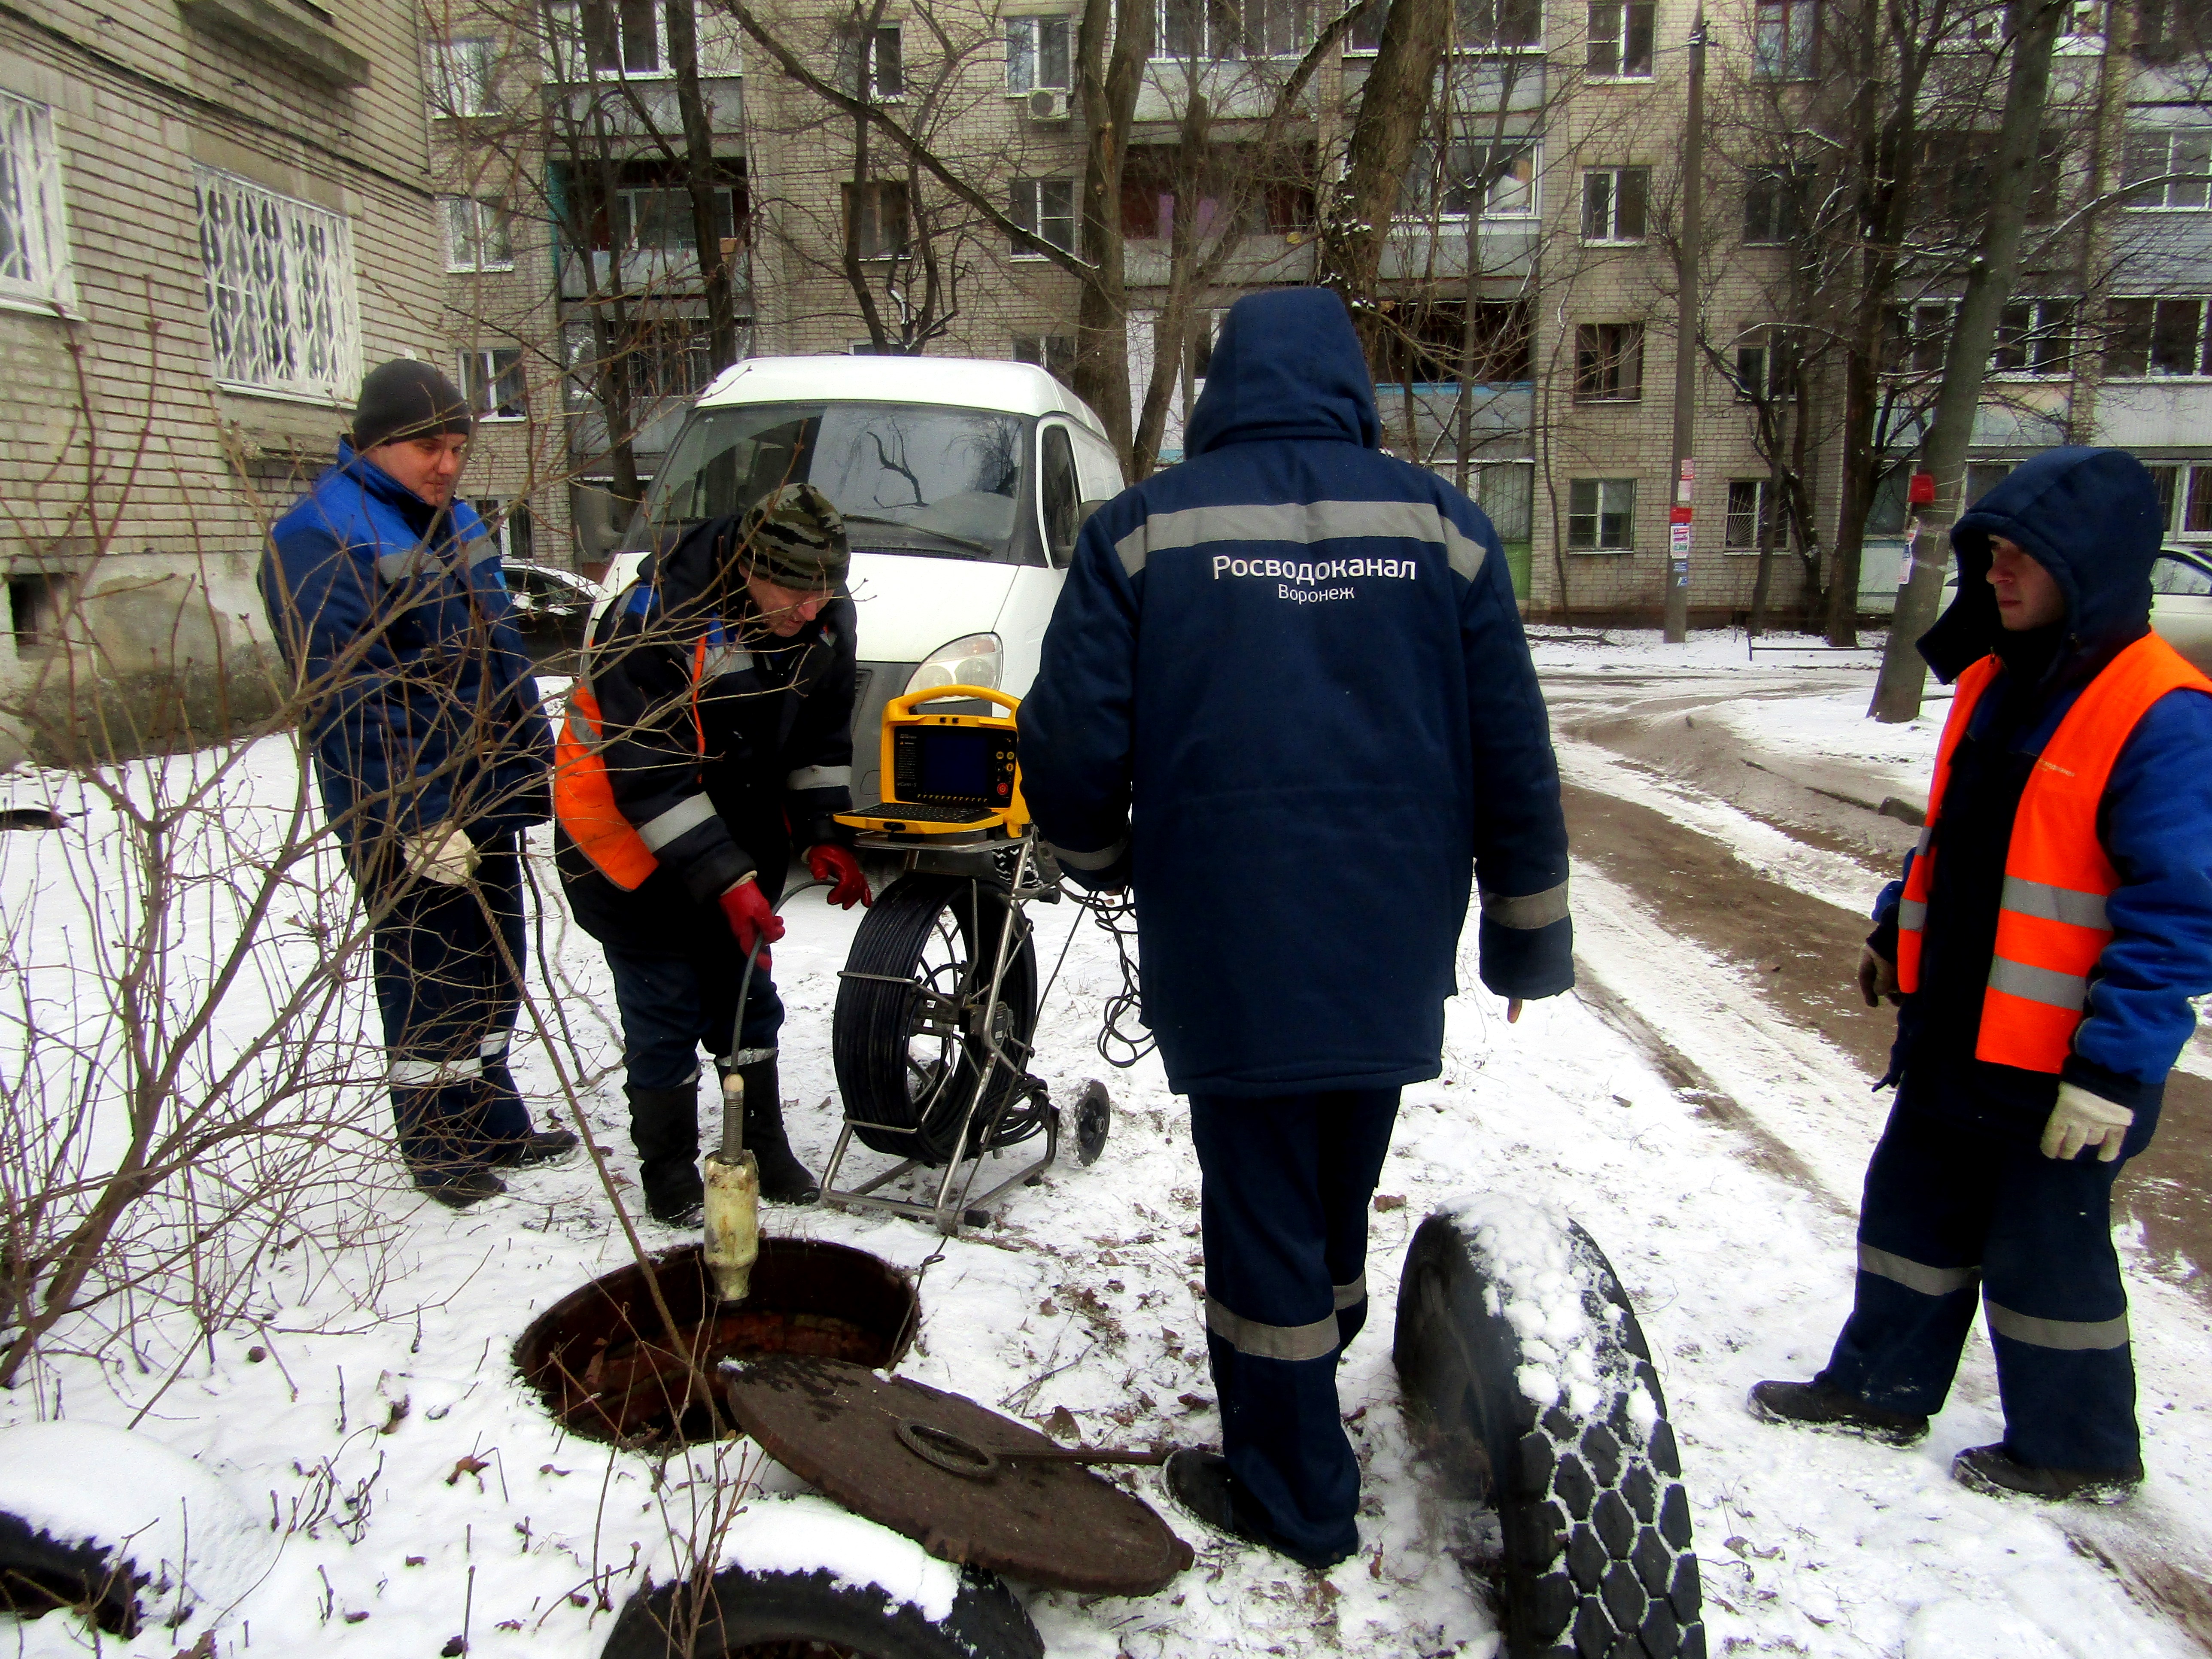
[6,634,2212,1659]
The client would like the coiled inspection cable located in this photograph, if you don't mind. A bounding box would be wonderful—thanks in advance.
[1033,878,1156,1072]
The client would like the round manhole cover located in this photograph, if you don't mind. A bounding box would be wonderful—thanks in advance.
[723,1357,1194,1596]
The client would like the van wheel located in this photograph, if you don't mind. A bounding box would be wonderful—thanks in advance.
[1392,1198,1705,1659]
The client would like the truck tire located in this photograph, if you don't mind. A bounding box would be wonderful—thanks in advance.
[602,1561,1043,1659]
[1392,1198,1705,1659]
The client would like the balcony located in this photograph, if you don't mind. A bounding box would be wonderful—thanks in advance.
[560,248,754,301]
[550,76,743,140]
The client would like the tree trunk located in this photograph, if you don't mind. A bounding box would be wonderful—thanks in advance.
[2069,0,2136,443]
[1319,0,1452,340]
[1869,0,2066,720]
[1073,0,1148,466]
[667,0,741,371]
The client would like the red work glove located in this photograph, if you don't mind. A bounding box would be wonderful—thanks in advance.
[807,844,872,910]
[717,874,785,966]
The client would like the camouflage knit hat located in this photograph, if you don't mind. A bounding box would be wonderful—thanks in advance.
[735,482,850,592]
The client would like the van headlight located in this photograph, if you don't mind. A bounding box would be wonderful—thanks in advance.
[906,633,1003,694]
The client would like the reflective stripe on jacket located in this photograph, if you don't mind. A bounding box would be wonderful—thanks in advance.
[554,632,737,890]
[1898,632,2212,1071]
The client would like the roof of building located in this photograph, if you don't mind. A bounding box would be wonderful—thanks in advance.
[696,355,1109,438]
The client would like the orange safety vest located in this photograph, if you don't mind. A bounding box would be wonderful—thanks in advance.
[553,631,741,891]
[1896,632,2212,1072]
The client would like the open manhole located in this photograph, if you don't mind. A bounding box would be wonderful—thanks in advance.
[516,1240,917,1446]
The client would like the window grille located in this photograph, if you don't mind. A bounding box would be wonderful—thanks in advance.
[1010,178,1076,255]
[1724,480,1769,551]
[1007,15,1073,89]
[0,91,75,310]
[194,167,361,401]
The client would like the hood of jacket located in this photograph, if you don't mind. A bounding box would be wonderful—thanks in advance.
[1921,446,2162,680]
[1185,289,1381,457]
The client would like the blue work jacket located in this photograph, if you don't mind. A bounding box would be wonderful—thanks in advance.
[261,443,551,851]
[1018,289,1573,1098]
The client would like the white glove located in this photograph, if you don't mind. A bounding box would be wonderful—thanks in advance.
[403,825,478,887]
[2039,1082,2133,1163]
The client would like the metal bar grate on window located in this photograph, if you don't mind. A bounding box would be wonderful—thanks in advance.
[193,166,362,401]
[0,90,75,308]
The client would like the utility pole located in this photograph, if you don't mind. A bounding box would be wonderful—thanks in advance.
[1662,8,1706,644]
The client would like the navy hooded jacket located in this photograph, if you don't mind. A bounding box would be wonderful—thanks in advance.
[1870,447,2212,1144]
[1017,289,1573,1098]
[261,443,552,853]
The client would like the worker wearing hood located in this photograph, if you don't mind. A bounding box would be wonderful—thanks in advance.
[1751,447,2212,1501]
[1019,289,1572,1567]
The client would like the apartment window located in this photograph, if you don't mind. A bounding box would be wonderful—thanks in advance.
[2124,128,2212,210]
[1007,15,1073,89]
[1574,322,1644,401]
[1014,333,1076,385]
[1990,298,2073,375]
[1754,0,1817,76]
[1723,480,1772,551]
[1743,165,1801,244]
[2188,468,2212,535]
[1121,144,1315,237]
[1916,129,2064,224]
[839,26,903,98]
[1404,139,1538,219]
[471,498,535,562]
[459,348,526,419]
[1733,327,1796,400]
[2137,0,2212,59]
[0,91,74,312]
[1883,301,1953,375]
[1587,1,1654,74]
[2106,298,2212,377]
[194,167,360,401]
[583,0,662,74]
[1454,0,1542,48]
[1965,461,2014,506]
[1159,0,1316,59]
[1010,177,1077,255]
[2139,462,2212,538]
[1568,478,1636,549]
[441,197,514,272]
[1349,0,1386,47]
[431,36,502,114]
[844,179,909,259]
[1581,167,1648,242]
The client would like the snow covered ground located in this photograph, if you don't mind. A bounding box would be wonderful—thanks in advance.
[5,638,2212,1659]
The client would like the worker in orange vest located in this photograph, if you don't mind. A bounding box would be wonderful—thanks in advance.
[1751,448,2212,1502]
[554,483,869,1223]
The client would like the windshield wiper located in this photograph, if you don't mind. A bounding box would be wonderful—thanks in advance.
[839,512,1000,558]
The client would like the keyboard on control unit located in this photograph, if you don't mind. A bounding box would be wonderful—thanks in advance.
[848,800,997,824]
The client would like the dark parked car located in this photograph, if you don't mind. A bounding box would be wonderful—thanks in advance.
[502,560,603,659]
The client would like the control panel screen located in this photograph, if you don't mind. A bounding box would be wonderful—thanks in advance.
[915,728,993,800]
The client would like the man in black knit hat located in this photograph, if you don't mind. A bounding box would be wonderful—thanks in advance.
[554,482,869,1222]
[262,359,572,1209]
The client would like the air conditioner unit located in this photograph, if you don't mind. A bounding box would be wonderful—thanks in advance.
[1026,87,1071,120]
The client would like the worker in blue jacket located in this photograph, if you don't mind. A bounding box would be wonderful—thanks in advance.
[1752,448,2212,1501]
[1018,288,1574,1568]
[262,359,568,1209]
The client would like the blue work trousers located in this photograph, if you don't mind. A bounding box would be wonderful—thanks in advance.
[367,833,532,1174]
[1819,1096,2139,1472]
[604,940,786,1090]
[1188,1089,1399,1565]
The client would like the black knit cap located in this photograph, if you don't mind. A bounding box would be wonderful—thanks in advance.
[352,358,474,453]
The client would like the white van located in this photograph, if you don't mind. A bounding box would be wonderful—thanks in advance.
[597,356,1125,801]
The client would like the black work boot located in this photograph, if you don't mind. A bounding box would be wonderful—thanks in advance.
[625,1082,705,1224]
[1952,1443,2143,1504]
[1163,1450,1352,1571]
[731,1052,820,1204]
[1747,1379,1930,1446]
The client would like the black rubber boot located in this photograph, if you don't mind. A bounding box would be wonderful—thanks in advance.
[1747,1379,1929,1446]
[1952,1443,2143,1504]
[626,1082,705,1224]
[732,1054,820,1205]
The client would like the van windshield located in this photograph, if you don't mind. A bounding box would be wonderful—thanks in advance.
[639,402,1033,563]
